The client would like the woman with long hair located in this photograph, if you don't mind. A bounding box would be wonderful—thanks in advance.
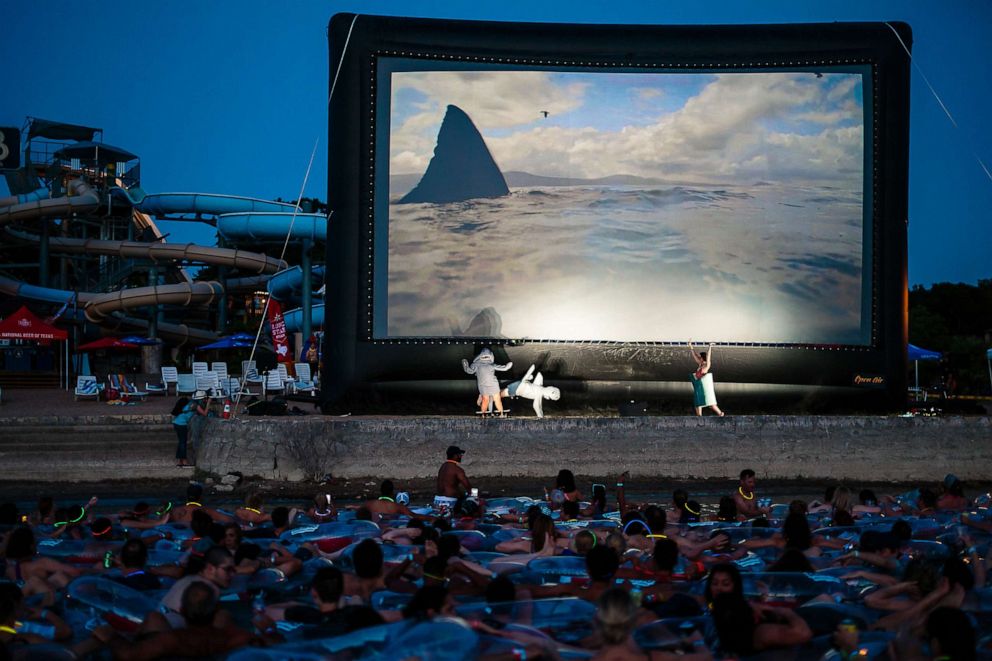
[688,341,725,416]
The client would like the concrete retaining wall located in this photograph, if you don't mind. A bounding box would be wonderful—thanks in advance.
[1,414,188,482]
[196,415,992,483]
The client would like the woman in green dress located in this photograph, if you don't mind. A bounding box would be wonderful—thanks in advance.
[689,341,725,417]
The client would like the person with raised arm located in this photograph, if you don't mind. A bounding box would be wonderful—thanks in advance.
[688,340,725,416]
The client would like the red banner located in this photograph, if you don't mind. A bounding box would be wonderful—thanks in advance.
[266,299,294,372]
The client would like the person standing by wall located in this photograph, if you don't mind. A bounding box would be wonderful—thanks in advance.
[688,340,725,417]
[172,391,209,467]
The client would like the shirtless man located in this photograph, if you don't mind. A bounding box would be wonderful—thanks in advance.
[437,446,471,497]
[362,480,429,522]
[435,446,471,513]
[169,483,232,525]
[733,469,770,520]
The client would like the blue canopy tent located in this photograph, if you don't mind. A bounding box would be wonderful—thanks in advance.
[908,343,942,395]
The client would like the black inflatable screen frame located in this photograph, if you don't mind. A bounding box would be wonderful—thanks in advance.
[324,14,911,412]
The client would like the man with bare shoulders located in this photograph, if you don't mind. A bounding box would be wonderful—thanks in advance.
[169,483,232,525]
[733,469,770,520]
[96,581,261,659]
[435,446,471,514]
[362,480,429,522]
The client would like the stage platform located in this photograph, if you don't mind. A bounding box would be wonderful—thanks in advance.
[196,414,992,484]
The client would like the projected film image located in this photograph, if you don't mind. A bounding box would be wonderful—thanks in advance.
[381,67,868,344]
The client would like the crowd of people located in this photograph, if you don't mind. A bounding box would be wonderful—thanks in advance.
[0,448,988,659]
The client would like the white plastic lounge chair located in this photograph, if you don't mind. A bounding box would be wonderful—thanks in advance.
[120,375,148,401]
[192,361,210,379]
[144,381,167,396]
[292,362,316,393]
[242,360,264,388]
[263,370,285,397]
[275,363,296,390]
[196,372,221,397]
[228,376,255,398]
[154,366,179,395]
[176,373,197,396]
[211,362,229,384]
[74,375,102,401]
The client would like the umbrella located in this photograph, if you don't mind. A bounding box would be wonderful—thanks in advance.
[198,336,254,351]
[199,333,255,350]
[77,337,139,351]
[908,343,942,394]
[119,335,161,345]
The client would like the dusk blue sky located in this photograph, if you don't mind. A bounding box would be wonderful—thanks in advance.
[4,1,991,287]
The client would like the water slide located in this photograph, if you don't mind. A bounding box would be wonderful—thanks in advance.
[268,265,325,302]
[284,302,325,333]
[1,180,327,343]
[217,212,326,242]
[0,276,218,344]
[0,179,99,223]
[115,188,327,242]
[266,265,326,333]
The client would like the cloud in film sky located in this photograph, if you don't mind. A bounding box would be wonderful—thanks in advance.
[390,70,864,186]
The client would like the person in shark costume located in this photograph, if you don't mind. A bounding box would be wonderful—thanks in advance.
[500,364,560,418]
[461,348,512,416]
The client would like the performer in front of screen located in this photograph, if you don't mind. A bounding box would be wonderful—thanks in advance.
[688,340,725,417]
[462,348,512,416]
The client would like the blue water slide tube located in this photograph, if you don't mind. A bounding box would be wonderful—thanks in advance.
[217,212,326,242]
[128,191,296,217]
[282,304,324,333]
[0,275,89,304]
[267,266,325,303]
[0,187,49,205]
[0,276,217,344]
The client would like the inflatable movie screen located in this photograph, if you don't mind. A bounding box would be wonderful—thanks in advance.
[325,16,910,410]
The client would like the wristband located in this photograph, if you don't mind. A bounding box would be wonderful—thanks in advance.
[616,483,624,488]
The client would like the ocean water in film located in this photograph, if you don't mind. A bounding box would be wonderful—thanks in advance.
[385,182,864,344]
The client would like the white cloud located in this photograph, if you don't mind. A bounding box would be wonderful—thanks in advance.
[391,71,864,185]
[631,87,663,100]
[393,71,587,129]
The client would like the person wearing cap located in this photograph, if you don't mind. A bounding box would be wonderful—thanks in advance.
[438,446,470,494]
[435,446,472,512]
[937,474,967,510]
[171,393,209,467]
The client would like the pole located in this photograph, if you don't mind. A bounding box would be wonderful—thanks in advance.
[39,217,50,287]
[217,236,228,333]
[148,265,158,340]
[301,239,312,346]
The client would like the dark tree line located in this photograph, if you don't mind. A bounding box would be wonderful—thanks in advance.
[909,279,992,395]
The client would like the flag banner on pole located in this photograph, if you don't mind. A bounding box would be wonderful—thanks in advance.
[266,298,294,370]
